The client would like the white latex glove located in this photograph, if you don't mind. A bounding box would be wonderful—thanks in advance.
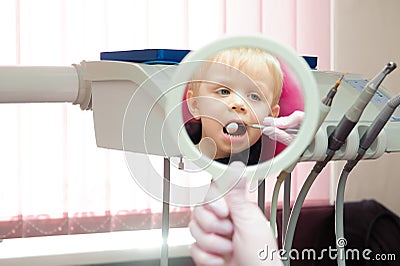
[262,110,304,146]
[189,161,282,265]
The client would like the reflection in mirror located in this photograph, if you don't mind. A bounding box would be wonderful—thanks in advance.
[182,47,304,166]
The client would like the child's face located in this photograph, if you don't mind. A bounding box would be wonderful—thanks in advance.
[187,62,280,160]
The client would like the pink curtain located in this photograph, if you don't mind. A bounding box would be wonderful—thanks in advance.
[0,0,331,239]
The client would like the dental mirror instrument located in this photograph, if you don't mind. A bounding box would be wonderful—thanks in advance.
[225,122,299,135]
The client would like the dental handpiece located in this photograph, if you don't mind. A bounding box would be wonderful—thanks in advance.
[322,74,343,106]
[327,62,397,154]
[316,74,344,126]
[345,93,400,171]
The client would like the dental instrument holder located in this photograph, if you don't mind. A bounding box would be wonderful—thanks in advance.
[283,62,397,266]
[300,72,400,162]
[327,63,396,157]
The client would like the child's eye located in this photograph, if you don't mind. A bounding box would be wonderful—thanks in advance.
[217,88,230,95]
[248,93,261,101]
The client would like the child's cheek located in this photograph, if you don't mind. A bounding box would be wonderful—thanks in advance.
[198,97,227,117]
[252,105,271,122]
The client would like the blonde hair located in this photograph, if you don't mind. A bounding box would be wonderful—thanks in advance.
[187,47,283,106]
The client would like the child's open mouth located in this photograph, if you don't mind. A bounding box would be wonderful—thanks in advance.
[223,122,247,137]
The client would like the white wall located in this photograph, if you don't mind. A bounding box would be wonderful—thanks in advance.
[332,0,400,215]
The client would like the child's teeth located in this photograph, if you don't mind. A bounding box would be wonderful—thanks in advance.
[226,122,239,134]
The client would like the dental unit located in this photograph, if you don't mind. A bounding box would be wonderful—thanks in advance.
[1,35,400,265]
[283,62,397,266]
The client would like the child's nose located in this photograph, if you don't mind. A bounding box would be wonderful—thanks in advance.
[229,95,247,113]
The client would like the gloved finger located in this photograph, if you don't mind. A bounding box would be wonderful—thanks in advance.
[211,161,247,208]
[224,175,248,210]
[222,167,264,225]
[263,116,275,127]
[202,181,230,219]
[271,110,303,128]
[189,220,233,255]
[193,206,233,235]
[264,110,304,129]
[263,126,295,146]
[275,131,295,146]
[213,160,252,219]
[262,126,276,138]
[190,243,226,266]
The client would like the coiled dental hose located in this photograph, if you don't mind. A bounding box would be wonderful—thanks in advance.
[282,62,396,266]
[335,93,400,266]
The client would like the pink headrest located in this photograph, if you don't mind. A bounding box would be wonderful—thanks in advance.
[275,61,304,155]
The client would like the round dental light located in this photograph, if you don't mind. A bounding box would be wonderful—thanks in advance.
[169,34,320,181]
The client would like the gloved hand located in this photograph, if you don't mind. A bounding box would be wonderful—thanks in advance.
[189,161,281,265]
[262,110,304,146]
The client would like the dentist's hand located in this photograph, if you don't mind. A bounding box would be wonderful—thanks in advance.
[262,110,304,146]
[189,162,281,265]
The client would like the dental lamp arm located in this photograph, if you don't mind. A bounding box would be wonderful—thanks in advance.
[0,65,91,110]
